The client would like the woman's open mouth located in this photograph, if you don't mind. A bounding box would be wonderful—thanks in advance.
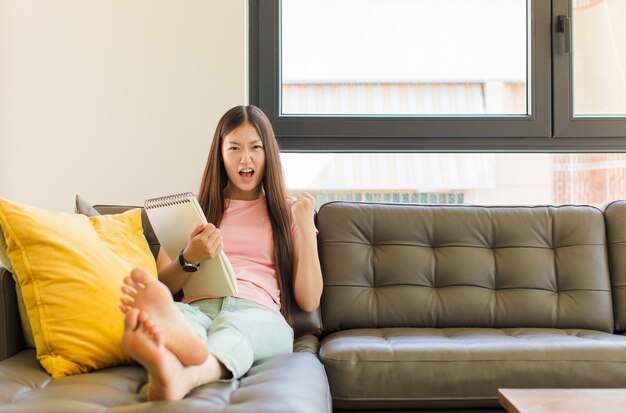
[239,168,255,180]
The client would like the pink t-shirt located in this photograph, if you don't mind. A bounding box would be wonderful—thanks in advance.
[184,197,297,313]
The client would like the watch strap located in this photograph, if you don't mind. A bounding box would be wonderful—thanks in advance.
[178,250,200,272]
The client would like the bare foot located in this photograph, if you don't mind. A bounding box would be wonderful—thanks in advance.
[122,308,194,400]
[120,268,209,366]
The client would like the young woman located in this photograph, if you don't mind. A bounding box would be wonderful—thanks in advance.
[119,105,323,401]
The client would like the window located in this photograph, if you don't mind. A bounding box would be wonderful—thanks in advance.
[553,0,626,136]
[251,0,626,149]
[282,152,626,207]
[250,0,626,206]
[281,0,528,117]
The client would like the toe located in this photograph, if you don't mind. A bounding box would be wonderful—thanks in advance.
[120,297,134,308]
[131,267,154,286]
[122,286,137,298]
[124,308,140,331]
[124,275,142,291]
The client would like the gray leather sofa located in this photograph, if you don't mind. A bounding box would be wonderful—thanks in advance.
[315,200,626,411]
[3,199,626,412]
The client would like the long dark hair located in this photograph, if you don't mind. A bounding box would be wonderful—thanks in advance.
[197,105,294,319]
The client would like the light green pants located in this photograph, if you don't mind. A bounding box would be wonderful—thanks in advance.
[174,297,294,380]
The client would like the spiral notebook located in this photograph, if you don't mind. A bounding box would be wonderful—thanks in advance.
[144,192,237,297]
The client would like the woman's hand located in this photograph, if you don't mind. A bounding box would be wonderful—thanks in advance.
[290,192,323,312]
[291,192,316,232]
[182,223,223,264]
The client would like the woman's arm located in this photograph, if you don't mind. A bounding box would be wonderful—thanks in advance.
[156,223,224,295]
[291,193,323,312]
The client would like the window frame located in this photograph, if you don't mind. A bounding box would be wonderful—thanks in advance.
[250,0,626,151]
[552,0,626,138]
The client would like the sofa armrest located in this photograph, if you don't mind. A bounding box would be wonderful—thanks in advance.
[0,267,25,361]
[293,333,320,355]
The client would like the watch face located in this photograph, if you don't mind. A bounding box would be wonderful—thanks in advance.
[182,264,198,273]
[179,251,199,272]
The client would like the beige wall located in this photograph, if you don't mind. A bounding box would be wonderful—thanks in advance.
[0,1,247,211]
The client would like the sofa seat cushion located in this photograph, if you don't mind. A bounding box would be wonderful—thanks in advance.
[320,327,626,410]
[0,344,332,412]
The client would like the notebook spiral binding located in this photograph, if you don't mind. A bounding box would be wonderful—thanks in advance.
[145,192,196,209]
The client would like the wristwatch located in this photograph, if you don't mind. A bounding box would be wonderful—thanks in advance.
[178,250,200,273]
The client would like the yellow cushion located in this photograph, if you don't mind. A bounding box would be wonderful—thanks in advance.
[0,224,37,349]
[0,198,157,379]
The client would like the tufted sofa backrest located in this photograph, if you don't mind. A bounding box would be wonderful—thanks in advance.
[603,200,626,332]
[317,201,614,333]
